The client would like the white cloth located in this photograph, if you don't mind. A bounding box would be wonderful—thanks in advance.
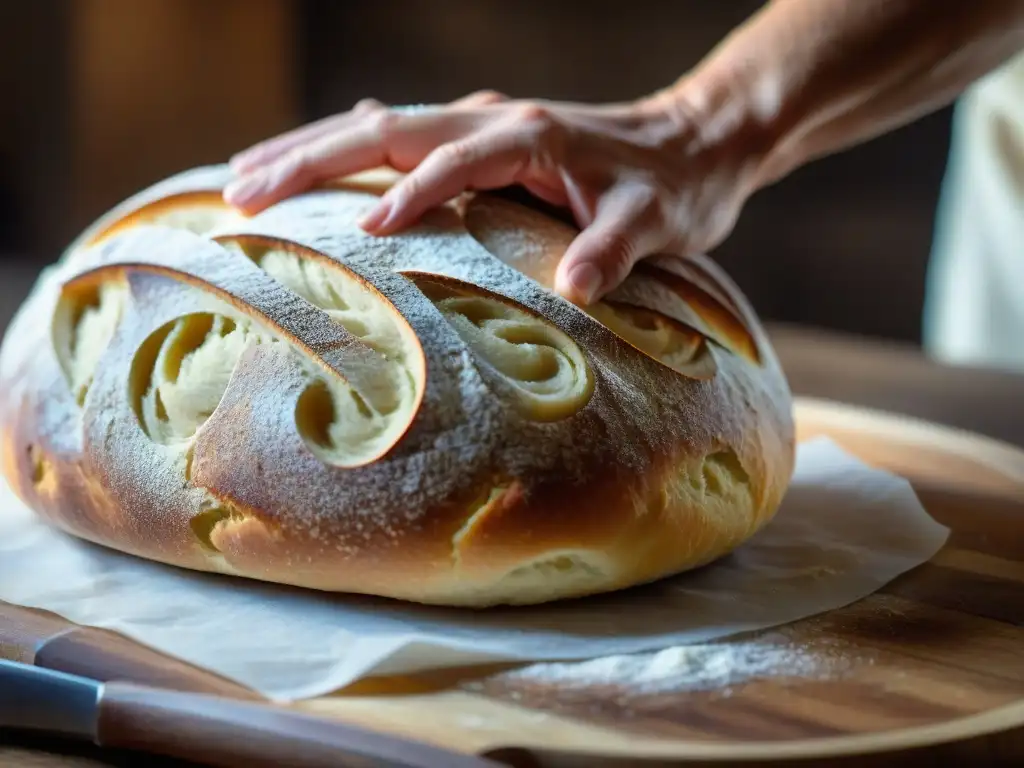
[924,52,1024,372]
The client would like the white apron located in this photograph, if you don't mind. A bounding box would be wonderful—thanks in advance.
[924,51,1024,372]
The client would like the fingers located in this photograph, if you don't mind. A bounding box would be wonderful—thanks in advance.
[229,99,383,175]
[554,182,671,305]
[227,93,505,191]
[224,108,485,214]
[360,124,531,233]
[449,89,508,108]
[224,89,520,215]
[224,121,389,214]
[360,104,571,233]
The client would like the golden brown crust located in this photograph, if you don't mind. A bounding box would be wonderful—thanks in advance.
[0,165,795,607]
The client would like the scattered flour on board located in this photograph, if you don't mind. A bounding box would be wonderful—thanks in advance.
[489,639,856,696]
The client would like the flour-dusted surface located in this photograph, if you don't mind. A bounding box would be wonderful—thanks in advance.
[478,636,864,697]
[0,163,797,608]
[0,438,947,701]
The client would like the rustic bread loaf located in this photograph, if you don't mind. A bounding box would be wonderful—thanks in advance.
[0,166,795,607]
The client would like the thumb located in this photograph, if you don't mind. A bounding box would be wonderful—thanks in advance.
[554,185,668,305]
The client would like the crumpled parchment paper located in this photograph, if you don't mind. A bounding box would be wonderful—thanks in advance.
[0,437,948,701]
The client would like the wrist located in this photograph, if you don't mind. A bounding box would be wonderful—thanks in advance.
[637,63,791,196]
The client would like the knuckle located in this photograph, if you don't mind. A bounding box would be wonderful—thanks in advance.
[513,103,564,149]
[369,107,400,138]
[354,97,385,114]
[231,146,262,167]
[474,89,508,105]
[597,231,637,274]
[438,140,477,166]
[616,181,668,233]
[515,102,552,126]
[634,181,659,207]
[281,147,314,180]
[394,175,420,201]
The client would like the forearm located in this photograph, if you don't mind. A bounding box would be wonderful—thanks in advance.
[665,0,1024,189]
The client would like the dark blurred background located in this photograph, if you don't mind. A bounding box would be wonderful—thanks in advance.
[0,0,954,346]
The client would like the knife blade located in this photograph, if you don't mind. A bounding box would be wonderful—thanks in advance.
[0,660,507,768]
[0,657,99,739]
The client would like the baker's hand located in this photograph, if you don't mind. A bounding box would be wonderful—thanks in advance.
[224,90,764,305]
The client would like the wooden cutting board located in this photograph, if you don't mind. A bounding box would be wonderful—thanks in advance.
[4,396,1024,767]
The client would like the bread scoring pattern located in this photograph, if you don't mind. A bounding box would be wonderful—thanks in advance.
[0,165,796,607]
[53,278,128,407]
[403,271,595,422]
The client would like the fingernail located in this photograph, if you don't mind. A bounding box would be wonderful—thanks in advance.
[358,198,393,232]
[223,172,266,206]
[566,263,604,305]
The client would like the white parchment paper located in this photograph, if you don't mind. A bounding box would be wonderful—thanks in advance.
[0,438,948,701]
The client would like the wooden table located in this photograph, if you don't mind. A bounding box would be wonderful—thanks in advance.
[768,323,1024,448]
[3,322,1023,767]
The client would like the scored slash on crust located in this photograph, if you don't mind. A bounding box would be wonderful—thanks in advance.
[0,166,797,607]
[82,190,249,246]
[55,225,427,469]
[460,194,764,372]
[81,183,757,389]
[398,269,596,422]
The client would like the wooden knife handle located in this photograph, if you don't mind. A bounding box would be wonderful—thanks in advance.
[35,628,260,700]
[0,601,260,700]
[96,682,504,768]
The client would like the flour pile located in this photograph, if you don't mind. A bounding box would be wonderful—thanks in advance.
[485,637,864,695]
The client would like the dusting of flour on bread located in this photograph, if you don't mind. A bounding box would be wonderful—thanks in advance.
[0,164,797,607]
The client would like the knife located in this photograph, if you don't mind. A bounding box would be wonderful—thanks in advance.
[1,601,260,699]
[0,659,507,768]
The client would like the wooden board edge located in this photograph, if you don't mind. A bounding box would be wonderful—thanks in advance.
[793,396,1024,496]
[299,685,1024,764]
